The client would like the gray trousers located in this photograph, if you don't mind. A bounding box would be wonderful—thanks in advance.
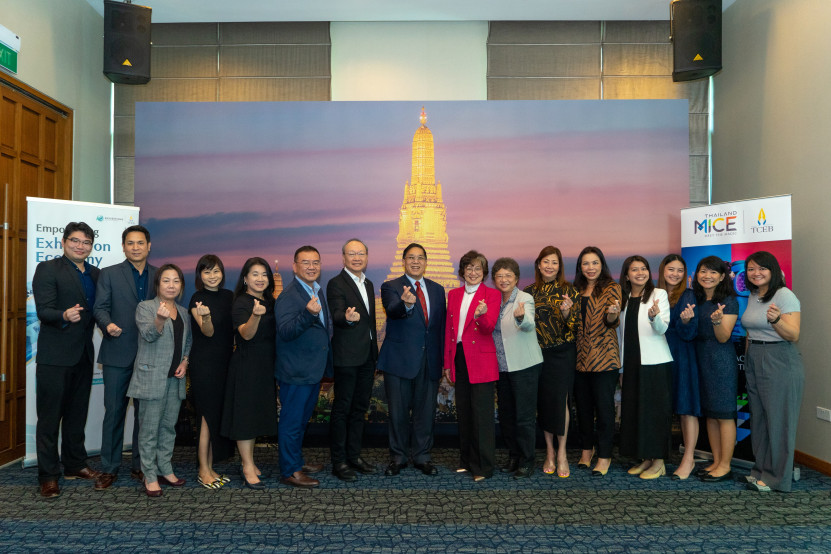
[745,341,804,492]
[137,378,182,484]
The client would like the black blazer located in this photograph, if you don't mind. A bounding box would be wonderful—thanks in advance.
[326,269,378,367]
[33,256,100,367]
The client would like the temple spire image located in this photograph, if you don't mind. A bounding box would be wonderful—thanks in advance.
[386,107,459,290]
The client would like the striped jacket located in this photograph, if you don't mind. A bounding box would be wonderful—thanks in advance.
[576,282,621,373]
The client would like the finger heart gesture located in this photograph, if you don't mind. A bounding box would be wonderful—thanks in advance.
[474,299,488,317]
[513,301,525,318]
[195,301,210,316]
[648,298,660,318]
[252,299,266,316]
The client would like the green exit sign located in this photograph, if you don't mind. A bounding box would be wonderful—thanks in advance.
[0,42,18,74]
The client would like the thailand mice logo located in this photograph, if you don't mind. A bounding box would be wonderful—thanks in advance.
[693,210,737,235]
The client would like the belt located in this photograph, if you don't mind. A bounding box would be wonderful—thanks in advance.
[749,339,783,345]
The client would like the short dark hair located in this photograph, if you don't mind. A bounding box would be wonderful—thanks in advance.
[458,250,488,279]
[294,245,320,262]
[619,255,654,311]
[194,254,226,291]
[574,246,613,297]
[342,238,368,255]
[533,245,566,288]
[234,257,274,299]
[122,224,150,244]
[692,255,735,304]
[744,251,786,302]
[154,263,185,301]
[63,222,94,242]
[402,243,427,260]
[491,257,520,281]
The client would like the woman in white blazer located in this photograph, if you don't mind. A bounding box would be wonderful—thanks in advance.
[491,258,544,478]
[128,264,191,497]
[617,256,673,480]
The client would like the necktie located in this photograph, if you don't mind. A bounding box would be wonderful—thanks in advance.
[415,281,429,327]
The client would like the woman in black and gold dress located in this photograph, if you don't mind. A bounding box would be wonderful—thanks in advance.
[524,246,579,478]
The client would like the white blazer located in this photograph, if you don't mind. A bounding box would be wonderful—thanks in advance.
[618,288,673,366]
[496,289,544,372]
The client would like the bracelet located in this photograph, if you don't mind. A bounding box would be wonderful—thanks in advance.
[712,320,722,326]
[769,315,781,325]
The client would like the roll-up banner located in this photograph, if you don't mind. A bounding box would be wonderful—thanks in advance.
[24,198,140,468]
[680,195,792,462]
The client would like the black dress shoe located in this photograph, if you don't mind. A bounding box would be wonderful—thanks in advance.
[699,470,733,483]
[513,465,534,479]
[693,466,711,477]
[414,461,438,475]
[348,457,377,475]
[501,458,520,473]
[333,462,357,482]
[384,461,406,476]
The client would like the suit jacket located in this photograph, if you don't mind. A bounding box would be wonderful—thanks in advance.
[618,287,673,366]
[444,283,501,384]
[33,256,100,367]
[274,277,334,385]
[127,297,191,401]
[326,269,378,367]
[94,259,158,367]
[377,275,446,381]
[496,288,544,372]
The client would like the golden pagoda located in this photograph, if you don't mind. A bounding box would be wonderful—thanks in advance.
[385,107,460,290]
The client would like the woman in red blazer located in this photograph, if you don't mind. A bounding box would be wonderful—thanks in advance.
[444,250,501,481]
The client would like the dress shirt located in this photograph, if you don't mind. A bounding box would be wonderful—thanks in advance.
[295,275,325,326]
[404,274,430,318]
[456,283,480,344]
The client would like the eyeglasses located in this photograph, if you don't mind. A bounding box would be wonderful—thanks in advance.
[345,251,366,258]
[464,266,483,274]
[405,255,426,262]
[67,237,93,247]
[297,260,321,268]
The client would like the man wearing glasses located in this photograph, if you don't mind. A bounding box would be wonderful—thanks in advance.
[274,245,332,487]
[378,243,447,476]
[32,222,102,497]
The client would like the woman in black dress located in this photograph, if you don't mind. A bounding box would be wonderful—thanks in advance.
[189,254,235,489]
[221,257,278,489]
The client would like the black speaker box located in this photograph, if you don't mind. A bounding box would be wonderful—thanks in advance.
[103,0,152,85]
[671,0,722,82]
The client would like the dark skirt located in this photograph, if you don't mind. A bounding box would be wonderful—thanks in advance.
[220,343,278,440]
[619,362,674,459]
[537,342,576,435]
[696,338,738,419]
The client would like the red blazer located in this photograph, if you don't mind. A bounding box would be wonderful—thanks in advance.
[443,283,501,384]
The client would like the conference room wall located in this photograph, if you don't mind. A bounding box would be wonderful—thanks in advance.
[2,0,112,203]
[714,0,831,465]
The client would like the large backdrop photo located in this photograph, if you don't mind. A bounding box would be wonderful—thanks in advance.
[134,99,690,427]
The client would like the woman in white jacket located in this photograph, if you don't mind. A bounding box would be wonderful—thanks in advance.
[491,258,544,478]
[617,256,673,480]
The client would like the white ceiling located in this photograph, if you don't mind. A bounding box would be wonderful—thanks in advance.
[86,0,736,23]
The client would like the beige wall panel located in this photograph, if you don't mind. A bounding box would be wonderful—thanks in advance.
[604,21,671,43]
[689,154,709,205]
[115,80,219,116]
[113,116,135,158]
[152,46,219,78]
[603,43,673,76]
[488,45,600,77]
[219,45,331,77]
[689,113,709,156]
[220,22,331,45]
[113,157,135,204]
[152,23,219,46]
[219,78,331,101]
[487,78,601,100]
[488,21,601,44]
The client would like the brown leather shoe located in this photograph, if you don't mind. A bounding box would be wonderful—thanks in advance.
[40,481,60,498]
[280,472,319,488]
[94,472,117,490]
[64,466,102,480]
[130,469,144,482]
[301,462,324,475]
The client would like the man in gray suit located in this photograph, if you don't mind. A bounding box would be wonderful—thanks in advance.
[92,225,157,490]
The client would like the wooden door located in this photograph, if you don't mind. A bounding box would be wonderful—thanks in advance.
[0,74,73,466]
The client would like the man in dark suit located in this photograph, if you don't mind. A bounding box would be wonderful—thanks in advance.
[326,238,379,481]
[274,245,333,488]
[378,243,446,476]
[92,225,157,490]
[33,221,103,497]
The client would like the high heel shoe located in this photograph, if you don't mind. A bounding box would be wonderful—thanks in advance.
[577,449,595,469]
[242,475,266,490]
[640,464,666,480]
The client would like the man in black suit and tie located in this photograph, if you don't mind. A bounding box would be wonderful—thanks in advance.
[92,225,157,490]
[378,243,446,476]
[326,238,379,481]
[33,222,103,497]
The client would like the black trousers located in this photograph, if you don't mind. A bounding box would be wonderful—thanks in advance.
[35,359,93,482]
[454,344,495,477]
[497,364,541,469]
[573,370,619,459]
[329,357,376,464]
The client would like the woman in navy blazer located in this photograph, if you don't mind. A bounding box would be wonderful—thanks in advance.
[617,256,673,480]
[444,250,501,481]
[127,264,191,497]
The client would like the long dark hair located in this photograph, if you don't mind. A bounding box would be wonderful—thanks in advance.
[657,254,687,308]
[744,251,786,303]
[234,257,274,300]
[619,255,654,311]
[574,246,613,297]
[194,254,226,291]
[692,256,734,304]
[533,245,567,288]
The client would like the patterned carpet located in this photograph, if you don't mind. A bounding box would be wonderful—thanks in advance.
[1,446,830,552]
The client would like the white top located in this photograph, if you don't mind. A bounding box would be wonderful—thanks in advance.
[456,283,480,343]
[618,287,673,366]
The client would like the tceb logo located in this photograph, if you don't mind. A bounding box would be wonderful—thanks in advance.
[751,208,774,234]
[694,211,738,235]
